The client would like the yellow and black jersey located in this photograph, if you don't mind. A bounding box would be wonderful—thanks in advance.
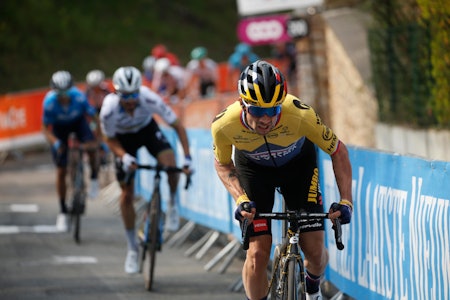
[211,94,339,167]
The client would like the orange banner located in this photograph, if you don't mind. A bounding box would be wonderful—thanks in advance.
[0,90,47,139]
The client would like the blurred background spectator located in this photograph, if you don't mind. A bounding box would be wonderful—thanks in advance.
[141,55,156,87]
[185,46,218,99]
[271,41,298,95]
[151,44,180,66]
[227,43,259,92]
[152,57,189,104]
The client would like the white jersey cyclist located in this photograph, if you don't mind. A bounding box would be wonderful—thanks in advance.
[100,85,178,137]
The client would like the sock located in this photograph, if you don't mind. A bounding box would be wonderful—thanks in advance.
[305,270,321,294]
[60,199,67,214]
[125,229,138,252]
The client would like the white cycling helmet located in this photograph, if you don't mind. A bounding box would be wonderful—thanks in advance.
[142,56,156,71]
[50,70,73,92]
[154,57,171,73]
[86,69,105,87]
[112,66,142,93]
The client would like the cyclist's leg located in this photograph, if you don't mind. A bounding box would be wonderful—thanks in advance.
[142,120,179,230]
[141,119,176,194]
[234,150,276,300]
[243,235,272,300]
[51,126,71,214]
[76,117,99,197]
[281,140,326,296]
[156,149,178,195]
[115,132,141,271]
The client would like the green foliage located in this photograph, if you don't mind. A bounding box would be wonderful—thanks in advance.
[0,0,243,93]
[367,0,450,128]
[417,0,450,127]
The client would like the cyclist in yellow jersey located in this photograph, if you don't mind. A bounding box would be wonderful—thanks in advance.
[211,60,353,300]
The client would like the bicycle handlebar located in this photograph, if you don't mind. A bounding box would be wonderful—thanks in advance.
[242,210,344,251]
[124,164,192,189]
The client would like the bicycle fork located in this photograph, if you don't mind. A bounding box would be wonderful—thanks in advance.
[272,232,304,298]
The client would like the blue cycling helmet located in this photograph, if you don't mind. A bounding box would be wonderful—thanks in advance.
[191,47,208,60]
[235,43,251,55]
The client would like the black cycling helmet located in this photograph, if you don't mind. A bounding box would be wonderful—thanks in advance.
[238,60,287,107]
[50,70,73,92]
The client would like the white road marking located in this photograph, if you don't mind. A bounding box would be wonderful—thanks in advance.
[53,256,98,264]
[10,204,39,213]
[0,203,58,234]
[0,225,60,234]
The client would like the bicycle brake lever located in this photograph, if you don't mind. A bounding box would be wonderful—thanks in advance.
[184,173,192,189]
[332,218,345,250]
[242,218,250,251]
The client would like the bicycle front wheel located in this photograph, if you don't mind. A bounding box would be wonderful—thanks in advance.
[270,245,288,300]
[287,258,305,300]
[144,191,161,291]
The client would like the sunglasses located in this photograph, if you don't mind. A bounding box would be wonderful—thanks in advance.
[243,102,282,117]
[118,92,139,100]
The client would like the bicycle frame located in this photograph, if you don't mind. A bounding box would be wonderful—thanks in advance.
[242,210,344,300]
[126,164,191,291]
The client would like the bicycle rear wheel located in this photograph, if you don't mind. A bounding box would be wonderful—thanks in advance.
[144,190,161,291]
[270,245,288,300]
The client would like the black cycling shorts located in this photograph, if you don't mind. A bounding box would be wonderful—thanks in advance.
[235,138,325,237]
[114,119,172,181]
[51,117,95,167]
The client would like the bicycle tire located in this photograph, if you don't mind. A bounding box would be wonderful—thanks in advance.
[144,190,161,291]
[71,150,86,243]
[270,245,288,300]
[73,213,81,243]
[287,258,305,300]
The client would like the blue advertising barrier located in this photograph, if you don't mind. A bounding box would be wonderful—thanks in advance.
[318,147,450,300]
[135,127,449,300]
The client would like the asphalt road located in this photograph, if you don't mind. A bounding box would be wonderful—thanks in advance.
[0,150,245,300]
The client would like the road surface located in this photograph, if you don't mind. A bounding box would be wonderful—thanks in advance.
[0,150,245,300]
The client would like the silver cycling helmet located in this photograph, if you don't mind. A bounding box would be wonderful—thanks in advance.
[142,56,156,72]
[86,69,105,87]
[50,70,73,92]
[112,66,142,93]
[153,58,171,73]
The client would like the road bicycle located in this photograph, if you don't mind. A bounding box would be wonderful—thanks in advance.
[66,134,87,244]
[126,164,191,291]
[242,210,344,300]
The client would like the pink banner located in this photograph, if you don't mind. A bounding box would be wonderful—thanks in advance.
[237,14,292,46]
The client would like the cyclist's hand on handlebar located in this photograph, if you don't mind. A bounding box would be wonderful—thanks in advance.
[234,198,256,222]
[329,199,353,224]
[182,155,193,174]
[121,153,137,172]
[52,140,63,152]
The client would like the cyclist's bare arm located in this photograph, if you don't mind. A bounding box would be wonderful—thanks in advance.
[170,120,191,158]
[214,160,254,219]
[41,123,58,145]
[329,141,353,220]
[214,160,245,201]
[104,136,127,159]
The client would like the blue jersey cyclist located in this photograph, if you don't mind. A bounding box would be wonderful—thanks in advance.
[42,70,101,232]
[211,60,353,300]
